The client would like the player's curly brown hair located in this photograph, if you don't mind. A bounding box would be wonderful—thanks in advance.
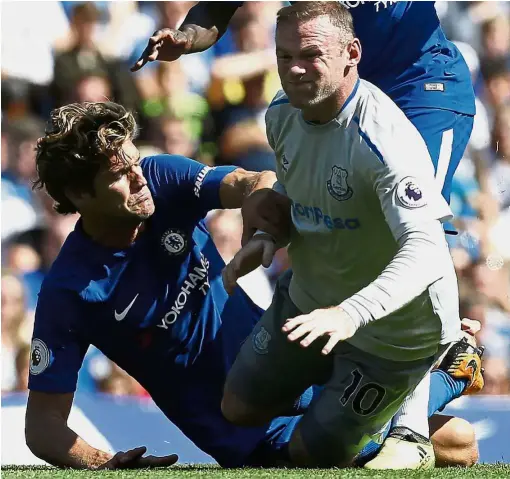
[33,101,137,215]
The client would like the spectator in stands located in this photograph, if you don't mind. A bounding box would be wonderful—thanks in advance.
[1,0,70,117]
[4,241,44,313]
[212,15,278,171]
[53,3,138,109]
[40,215,79,271]
[481,15,510,62]
[74,74,113,103]
[157,116,198,158]
[481,57,510,118]
[470,261,510,394]
[489,104,510,210]
[1,272,29,392]
[14,344,31,392]
[1,118,45,242]
[52,3,108,105]
[130,1,206,101]
[486,104,510,263]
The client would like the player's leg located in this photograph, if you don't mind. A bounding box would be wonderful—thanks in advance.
[404,108,474,203]
[286,343,435,468]
[243,391,478,468]
[221,270,332,427]
[363,334,484,469]
[430,414,479,467]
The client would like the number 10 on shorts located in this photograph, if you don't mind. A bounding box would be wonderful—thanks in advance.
[339,369,387,416]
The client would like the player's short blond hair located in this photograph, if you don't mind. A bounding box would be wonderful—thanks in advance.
[276,1,355,44]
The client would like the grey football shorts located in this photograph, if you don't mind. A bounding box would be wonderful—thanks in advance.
[225,269,437,465]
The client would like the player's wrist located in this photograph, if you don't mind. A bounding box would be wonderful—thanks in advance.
[91,450,115,469]
[253,229,276,243]
[335,302,365,331]
[179,25,198,53]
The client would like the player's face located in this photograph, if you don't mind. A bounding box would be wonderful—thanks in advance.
[81,140,155,221]
[276,16,349,109]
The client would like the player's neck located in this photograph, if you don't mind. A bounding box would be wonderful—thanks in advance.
[302,74,359,124]
[81,215,145,249]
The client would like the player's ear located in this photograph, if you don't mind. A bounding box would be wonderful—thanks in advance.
[346,38,362,67]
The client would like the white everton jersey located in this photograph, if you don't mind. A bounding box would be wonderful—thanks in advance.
[266,79,460,361]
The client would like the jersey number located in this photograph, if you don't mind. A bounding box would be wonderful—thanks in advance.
[339,369,386,416]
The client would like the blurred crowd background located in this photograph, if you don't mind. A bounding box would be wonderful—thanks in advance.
[2,1,510,399]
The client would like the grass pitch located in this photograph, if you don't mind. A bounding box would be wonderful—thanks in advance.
[2,465,509,479]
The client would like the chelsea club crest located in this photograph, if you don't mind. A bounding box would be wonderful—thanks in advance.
[327,166,353,201]
[161,229,187,255]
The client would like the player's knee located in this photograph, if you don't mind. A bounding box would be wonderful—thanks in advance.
[432,417,478,467]
[444,418,478,467]
[288,427,353,468]
[221,392,268,427]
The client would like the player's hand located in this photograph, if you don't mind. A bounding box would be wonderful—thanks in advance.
[241,189,292,247]
[131,28,191,72]
[461,317,481,336]
[97,446,178,469]
[222,235,276,295]
[282,307,357,355]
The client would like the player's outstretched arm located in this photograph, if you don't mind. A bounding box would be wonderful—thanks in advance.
[25,391,178,469]
[131,2,241,71]
[26,390,112,469]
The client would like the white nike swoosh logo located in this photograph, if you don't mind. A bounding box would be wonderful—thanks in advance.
[114,294,139,321]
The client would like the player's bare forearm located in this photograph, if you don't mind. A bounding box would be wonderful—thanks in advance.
[180,2,240,54]
[26,416,112,469]
[25,390,112,469]
[219,169,276,209]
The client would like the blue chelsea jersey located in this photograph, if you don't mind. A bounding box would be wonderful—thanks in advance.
[28,154,268,466]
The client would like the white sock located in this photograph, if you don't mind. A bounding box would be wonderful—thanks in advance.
[391,372,431,438]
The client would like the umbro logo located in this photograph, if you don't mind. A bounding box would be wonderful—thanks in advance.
[281,154,290,173]
[115,294,139,321]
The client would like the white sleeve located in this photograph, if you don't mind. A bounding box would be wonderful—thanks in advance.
[265,108,276,152]
[265,98,288,191]
[339,220,453,327]
[359,121,453,241]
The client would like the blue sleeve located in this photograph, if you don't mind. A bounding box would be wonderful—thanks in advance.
[28,288,90,394]
[142,155,237,216]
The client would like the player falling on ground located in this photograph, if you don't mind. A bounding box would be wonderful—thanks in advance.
[220,2,482,469]
[26,101,478,470]
[133,0,483,468]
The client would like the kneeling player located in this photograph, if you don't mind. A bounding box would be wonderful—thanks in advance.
[221,3,483,469]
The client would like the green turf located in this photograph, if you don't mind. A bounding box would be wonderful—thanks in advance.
[2,465,509,479]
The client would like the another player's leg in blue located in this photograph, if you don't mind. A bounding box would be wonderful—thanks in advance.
[404,108,475,204]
